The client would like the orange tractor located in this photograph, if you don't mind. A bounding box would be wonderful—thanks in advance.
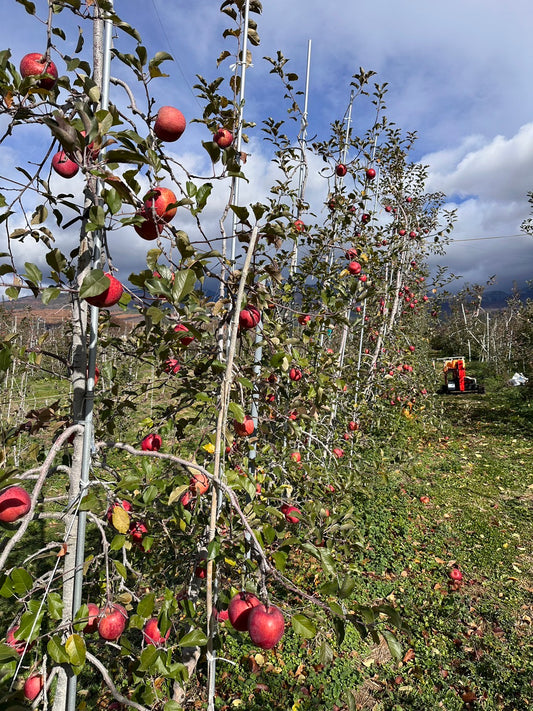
[440,357,485,394]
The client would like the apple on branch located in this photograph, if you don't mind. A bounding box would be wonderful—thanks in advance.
[20,52,58,89]
[154,106,186,142]
[247,604,285,650]
[0,486,31,523]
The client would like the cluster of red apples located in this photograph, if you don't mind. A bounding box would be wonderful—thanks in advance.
[226,592,285,650]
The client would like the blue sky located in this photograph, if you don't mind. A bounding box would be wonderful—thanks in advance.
[1,0,532,294]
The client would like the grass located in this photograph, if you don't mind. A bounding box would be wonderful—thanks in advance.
[212,378,533,710]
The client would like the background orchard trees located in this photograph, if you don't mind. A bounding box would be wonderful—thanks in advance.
[0,1,455,709]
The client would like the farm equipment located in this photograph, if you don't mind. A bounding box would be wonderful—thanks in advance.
[440,357,485,394]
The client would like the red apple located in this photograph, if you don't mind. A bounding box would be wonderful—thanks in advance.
[239,306,261,330]
[228,591,260,631]
[190,471,209,495]
[174,323,195,346]
[214,128,233,147]
[248,604,285,649]
[289,367,302,381]
[83,603,100,634]
[361,213,371,224]
[106,499,132,523]
[290,451,301,463]
[449,568,463,582]
[348,420,359,431]
[366,168,376,180]
[409,345,415,352]
[293,219,305,232]
[143,187,177,223]
[298,314,310,325]
[134,211,164,241]
[214,607,229,622]
[23,674,43,701]
[84,272,123,308]
[409,230,417,239]
[20,52,58,89]
[141,433,162,452]
[6,625,26,655]
[154,106,186,142]
[234,416,254,437]
[98,603,128,641]
[385,205,392,213]
[129,521,148,544]
[359,274,367,283]
[143,617,170,646]
[343,432,351,441]
[419,495,430,505]
[345,247,359,260]
[336,163,347,177]
[52,150,79,178]
[399,229,406,237]
[406,196,413,203]
[164,358,181,374]
[0,486,31,523]
[348,261,361,275]
[281,504,301,523]
[195,562,207,579]
[332,448,344,459]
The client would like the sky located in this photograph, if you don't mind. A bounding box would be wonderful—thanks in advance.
[1,0,532,296]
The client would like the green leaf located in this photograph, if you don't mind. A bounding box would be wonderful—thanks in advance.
[42,286,61,305]
[381,629,402,661]
[46,248,67,273]
[65,633,86,666]
[171,269,196,303]
[228,401,245,423]
[178,629,208,647]
[48,592,64,621]
[168,484,189,506]
[137,592,155,619]
[195,183,212,213]
[230,204,250,223]
[79,269,107,299]
[139,644,158,671]
[271,550,287,572]
[74,604,89,632]
[175,230,195,259]
[291,614,316,639]
[23,262,42,286]
[318,640,334,666]
[47,635,70,664]
[164,702,183,711]
[0,643,19,661]
[104,187,122,214]
[114,560,127,580]
[339,576,356,599]
[110,534,126,551]
[10,568,33,595]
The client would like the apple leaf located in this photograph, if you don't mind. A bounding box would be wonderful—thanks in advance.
[65,633,86,667]
[74,604,89,632]
[79,269,107,299]
[167,484,189,506]
[0,643,19,661]
[139,645,159,672]
[228,401,245,423]
[47,635,70,664]
[10,568,33,596]
[291,614,317,639]
[178,629,208,647]
[112,507,131,534]
[381,629,402,662]
[318,640,334,666]
[47,592,64,621]
[137,592,155,619]
[114,560,127,580]
[171,268,196,303]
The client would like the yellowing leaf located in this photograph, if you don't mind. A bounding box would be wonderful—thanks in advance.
[112,507,131,534]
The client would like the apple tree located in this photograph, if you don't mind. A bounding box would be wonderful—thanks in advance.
[0,1,455,709]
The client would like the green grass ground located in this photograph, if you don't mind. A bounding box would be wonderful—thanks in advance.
[213,381,533,710]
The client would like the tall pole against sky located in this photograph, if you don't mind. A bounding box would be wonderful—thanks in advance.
[230,0,251,265]
[290,39,312,275]
[65,2,113,709]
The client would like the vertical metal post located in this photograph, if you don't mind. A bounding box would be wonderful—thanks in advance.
[230,0,251,265]
[66,3,113,710]
[290,39,312,276]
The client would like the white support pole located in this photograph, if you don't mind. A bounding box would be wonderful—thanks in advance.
[230,0,251,265]
[290,39,312,276]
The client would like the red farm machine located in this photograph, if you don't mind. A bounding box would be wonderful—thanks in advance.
[438,357,485,394]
